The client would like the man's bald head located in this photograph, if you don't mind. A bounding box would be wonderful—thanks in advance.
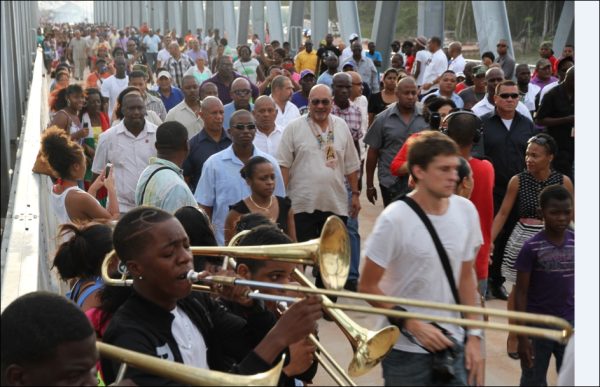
[231,77,250,90]
[309,84,332,100]
[396,76,417,91]
[332,72,352,84]
[199,82,218,100]
[254,95,276,110]
[200,96,223,112]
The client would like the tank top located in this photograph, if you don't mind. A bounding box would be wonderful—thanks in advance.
[230,196,292,235]
[67,276,104,307]
[50,185,86,224]
[517,170,563,219]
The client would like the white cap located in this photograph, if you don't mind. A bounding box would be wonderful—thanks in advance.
[349,33,359,42]
[157,70,171,79]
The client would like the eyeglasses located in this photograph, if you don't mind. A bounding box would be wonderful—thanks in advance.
[496,43,507,47]
[310,98,331,106]
[528,135,549,145]
[232,123,256,130]
[233,89,251,96]
[498,93,519,100]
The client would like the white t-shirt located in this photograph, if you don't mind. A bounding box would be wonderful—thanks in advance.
[100,75,129,118]
[413,50,432,86]
[448,54,466,74]
[521,83,541,111]
[275,101,301,129]
[233,58,260,84]
[364,195,483,353]
[421,49,448,93]
[157,48,172,66]
[170,306,208,368]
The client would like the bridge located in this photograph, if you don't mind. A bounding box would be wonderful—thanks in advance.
[0,1,597,385]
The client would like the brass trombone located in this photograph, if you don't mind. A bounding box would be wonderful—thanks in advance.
[97,341,285,386]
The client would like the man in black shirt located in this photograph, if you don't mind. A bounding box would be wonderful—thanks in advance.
[536,66,574,180]
[315,33,341,76]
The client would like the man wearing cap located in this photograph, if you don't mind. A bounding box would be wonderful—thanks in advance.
[420,36,448,95]
[455,61,476,94]
[459,65,488,110]
[530,58,558,92]
[448,41,466,75]
[412,35,431,88]
[535,41,558,76]
[401,41,415,74]
[295,40,318,73]
[316,33,341,76]
[495,39,515,80]
[134,121,197,213]
[291,70,316,115]
[342,40,379,93]
[156,69,184,112]
[339,33,362,72]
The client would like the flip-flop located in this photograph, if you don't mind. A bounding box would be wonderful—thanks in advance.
[508,352,520,360]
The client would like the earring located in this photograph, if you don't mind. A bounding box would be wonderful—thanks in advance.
[138,275,143,280]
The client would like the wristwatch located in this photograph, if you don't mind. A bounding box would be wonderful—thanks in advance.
[466,328,484,339]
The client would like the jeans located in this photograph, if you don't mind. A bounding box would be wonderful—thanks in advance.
[346,187,360,281]
[520,336,567,386]
[382,346,468,386]
[145,52,158,72]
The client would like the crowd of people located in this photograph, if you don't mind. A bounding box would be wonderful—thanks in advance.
[1,21,576,386]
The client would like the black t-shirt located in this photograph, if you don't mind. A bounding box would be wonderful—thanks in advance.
[316,45,341,75]
[536,85,574,148]
[368,92,392,116]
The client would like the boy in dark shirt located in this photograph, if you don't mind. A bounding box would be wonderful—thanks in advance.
[514,185,574,386]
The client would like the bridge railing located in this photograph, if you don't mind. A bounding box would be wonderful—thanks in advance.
[1,49,63,312]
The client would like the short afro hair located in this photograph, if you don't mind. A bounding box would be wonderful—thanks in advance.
[1,292,93,372]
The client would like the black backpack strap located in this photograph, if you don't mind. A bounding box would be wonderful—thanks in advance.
[140,166,172,203]
[400,196,462,308]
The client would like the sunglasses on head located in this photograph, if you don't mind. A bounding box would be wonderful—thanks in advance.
[528,135,549,145]
[498,93,519,100]
[310,98,331,106]
[232,123,256,130]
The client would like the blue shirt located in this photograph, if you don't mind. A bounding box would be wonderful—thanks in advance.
[134,157,198,213]
[223,102,254,130]
[183,129,232,193]
[317,72,334,89]
[290,91,309,115]
[195,146,286,245]
[365,50,383,78]
[158,86,185,112]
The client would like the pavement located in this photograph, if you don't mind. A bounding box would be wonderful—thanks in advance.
[305,188,558,386]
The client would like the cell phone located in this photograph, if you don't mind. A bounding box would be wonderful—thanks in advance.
[429,112,441,130]
[104,163,112,179]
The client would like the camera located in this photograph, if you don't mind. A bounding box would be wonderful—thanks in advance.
[431,332,459,382]
[429,112,441,131]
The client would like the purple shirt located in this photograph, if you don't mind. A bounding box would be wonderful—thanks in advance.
[530,75,558,92]
[290,91,309,115]
[515,230,574,322]
[186,49,209,63]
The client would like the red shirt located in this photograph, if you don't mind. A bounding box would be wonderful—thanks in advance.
[455,81,468,94]
[390,133,423,176]
[405,55,415,74]
[468,158,495,280]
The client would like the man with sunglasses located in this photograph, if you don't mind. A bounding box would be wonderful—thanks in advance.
[196,109,285,245]
[472,67,532,121]
[277,84,361,289]
[223,78,254,130]
[495,39,515,80]
[480,80,535,301]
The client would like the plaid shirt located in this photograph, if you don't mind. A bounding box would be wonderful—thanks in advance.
[166,54,194,88]
[331,102,363,142]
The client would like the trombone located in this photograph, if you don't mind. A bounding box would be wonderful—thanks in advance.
[97,341,285,386]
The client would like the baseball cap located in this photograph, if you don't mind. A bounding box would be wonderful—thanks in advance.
[300,69,315,79]
[342,62,355,70]
[348,33,359,42]
[415,36,427,47]
[456,72,465,79]
[157,70,172,79]
[473,65,488,77]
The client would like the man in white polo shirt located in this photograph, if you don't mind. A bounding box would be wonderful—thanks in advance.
[92,93,157,214]
[420,36,448,95]
[271,75,300,129]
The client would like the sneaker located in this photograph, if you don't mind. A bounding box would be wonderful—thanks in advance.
[490,284,509,300]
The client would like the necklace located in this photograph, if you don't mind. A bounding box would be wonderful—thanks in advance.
[249,195,273,211]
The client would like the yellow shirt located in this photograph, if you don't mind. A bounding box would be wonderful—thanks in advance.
[295,50,318,73]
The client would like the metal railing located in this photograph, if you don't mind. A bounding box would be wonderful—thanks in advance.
[1,49,63,312]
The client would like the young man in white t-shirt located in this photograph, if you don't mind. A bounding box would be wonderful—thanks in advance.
[359,131,483,386]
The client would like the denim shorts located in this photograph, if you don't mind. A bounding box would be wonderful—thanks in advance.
[382,346,468,386]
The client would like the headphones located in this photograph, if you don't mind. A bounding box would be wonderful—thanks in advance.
[441,109,483,144]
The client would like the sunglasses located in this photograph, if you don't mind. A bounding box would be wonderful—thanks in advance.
[496,43,507,47]
[233,89,251,96]
[498,93,519,99]
[232,123,256,130]
[310,98,331,106]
